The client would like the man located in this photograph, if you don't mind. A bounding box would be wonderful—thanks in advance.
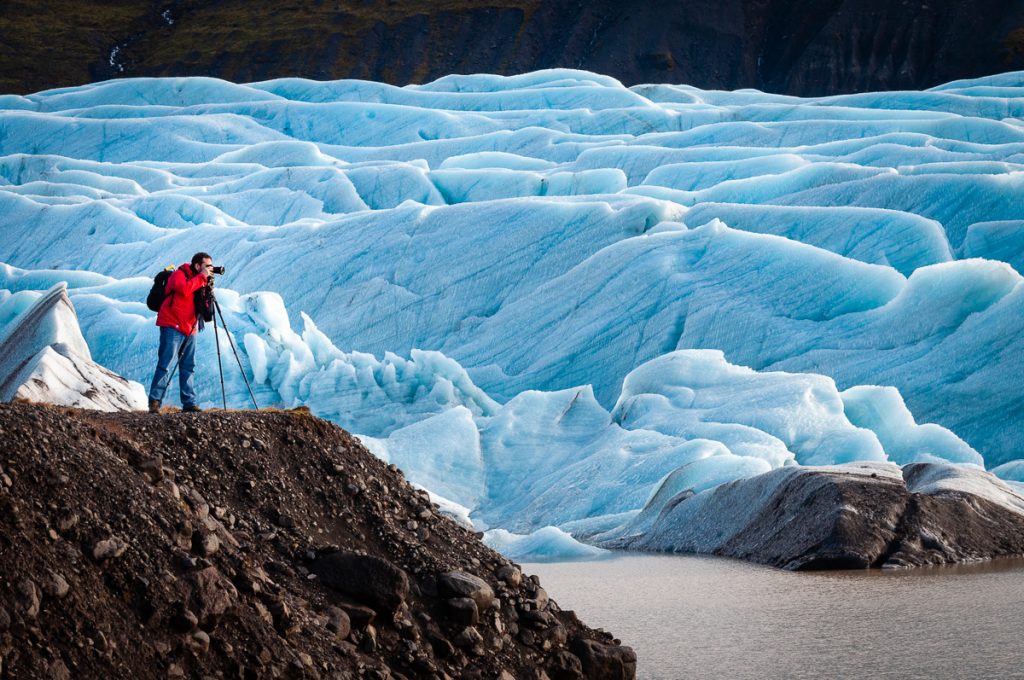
[148,252,215,413]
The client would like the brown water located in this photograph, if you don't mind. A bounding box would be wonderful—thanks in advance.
[525,554,1024,680]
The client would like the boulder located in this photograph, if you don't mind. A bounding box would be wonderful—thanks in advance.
[546,649,584,680]
[495,565,522,588]
[446,597,479,626]
[192,567,237,630]
[312,551,410,614]
[453,626,484,648]
[525,585,549,612]
[15,579,41,619]
[325,606,352,640]
[338,602,376,628]
[569,638,637,680]
[438,571,494,611]
[521,609,557,629]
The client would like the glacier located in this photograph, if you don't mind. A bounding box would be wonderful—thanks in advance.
[2,68,1023,559]
[0,282,146,410]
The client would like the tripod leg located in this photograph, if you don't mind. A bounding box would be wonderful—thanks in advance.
[213,299,260,411]
[166,358,180,393]
[158,344,182,400]
[213,310,227,410]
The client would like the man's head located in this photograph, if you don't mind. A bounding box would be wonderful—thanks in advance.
[191,252,213,277]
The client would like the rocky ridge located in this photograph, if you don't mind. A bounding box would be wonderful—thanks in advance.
[0,402,635,679]
[607,461,1024,570]
[1,0,1023,96]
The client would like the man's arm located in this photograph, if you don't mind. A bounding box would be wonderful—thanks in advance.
[166,268,208,296]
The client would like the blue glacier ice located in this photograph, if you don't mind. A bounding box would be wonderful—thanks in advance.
[483,527,610,563]
[2,68,1023,559]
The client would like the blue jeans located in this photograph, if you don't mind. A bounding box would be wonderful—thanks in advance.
[148,326,198,407]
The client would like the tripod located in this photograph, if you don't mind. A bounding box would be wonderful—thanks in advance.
[154,295,259,411]
[211,295,260,411]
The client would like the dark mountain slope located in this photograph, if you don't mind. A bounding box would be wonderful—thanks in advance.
[1,0,1023,96]
[0,403,635,679]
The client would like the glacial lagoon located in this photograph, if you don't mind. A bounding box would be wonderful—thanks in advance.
[526,554,1024,680]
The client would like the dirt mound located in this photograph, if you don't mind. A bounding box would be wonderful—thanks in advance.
[0,402,635,679]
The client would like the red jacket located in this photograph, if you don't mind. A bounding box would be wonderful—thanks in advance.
[156,263,208,336]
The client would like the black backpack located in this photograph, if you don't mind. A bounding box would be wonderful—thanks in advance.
[146,266,176,312]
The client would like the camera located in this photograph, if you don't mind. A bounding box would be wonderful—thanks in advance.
[211,265,226,275]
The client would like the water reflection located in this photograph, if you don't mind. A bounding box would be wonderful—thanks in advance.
[525,554,1024,680]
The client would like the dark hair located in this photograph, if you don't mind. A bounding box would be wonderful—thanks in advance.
[191,252,211,267]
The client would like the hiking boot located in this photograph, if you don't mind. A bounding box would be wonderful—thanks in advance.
[182,404,202,413]
[148,399,161,413]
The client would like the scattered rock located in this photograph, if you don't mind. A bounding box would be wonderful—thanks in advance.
[192,567,237,630]
[252,600,274,627]
[360,624,379,652]
[546,623,569,648]
[170,604,199,633]
[15,578,41,619]
[325,606,351,640]
[190,630,211,655]
[193,531,220,557]
[522,609,557,629]
[526,586,549,612]
[93,630,110,653]
[338,602,376,628]
[414,657,439,674]
[496,564,522,588]
[427,631,455,659]
[138,456,165,483]
[43,571,71,599]
[47,659,71,680]
[160,479,181,500]
[56,511,79,532]
[184,487,210,521]
[173,520,193,550]
[453,626,484,648]
[92,536,128,561]
[438,571,495,611]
